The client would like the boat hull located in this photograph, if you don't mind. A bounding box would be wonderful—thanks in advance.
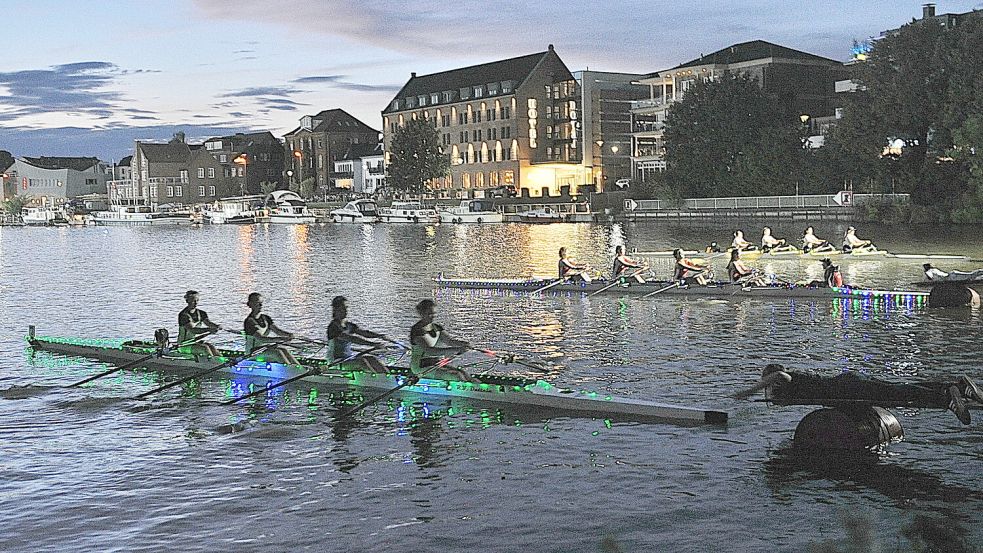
[27,333,726,425]
[437,212,504,224]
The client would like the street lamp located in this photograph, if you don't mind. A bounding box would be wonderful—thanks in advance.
[610,145,619,154]
[286,169,293,188]
[234,154,248,196]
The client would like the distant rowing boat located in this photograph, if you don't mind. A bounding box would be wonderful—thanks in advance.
[435,275,928,301]
[26,329,727,425]
[631,248,968,261]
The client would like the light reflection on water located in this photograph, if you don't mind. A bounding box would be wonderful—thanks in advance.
[0,222,981,552]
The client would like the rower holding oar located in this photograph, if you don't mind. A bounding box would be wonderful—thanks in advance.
[726,250,766,286]
[842,226,874,253]
[244,292,299,366]
[178,290,221,358]
[802,226,833,254]
[760,227,789,253]
[731,230,757,252]
[558,247,591,283]
[327,296,388,374]
[673,248,711,285]
[410,299,476,383]
[612,245,646,284]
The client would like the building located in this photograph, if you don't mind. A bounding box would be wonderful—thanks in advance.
[882,3,983,37]
[127,133,194,205]
[332,143,385,195]
[199,132,284,195]
[283,110,379,195]
[630,40,850,182]
[383,45,585,199]
[6,156,107,205]
[574,71,647,189]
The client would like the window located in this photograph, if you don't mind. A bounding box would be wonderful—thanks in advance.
[459,87,470,99]
[260,153,270,161]
[502,106,511,119]
[208,168,215,178]
[490,128,497,140]
[180,169,188,181]
[198,185,206,197]
[473,85,483,98]
[197,167,205,178]
[431,93,439,105]
[502,81,513,93]
[175,185,183,196]
[219,154,227,163]
[503,170,514,184]
[166,186,174,197]
[488,82,499,95]
[474,110,481,123]
[318,138,324,147]
[208,185,215,196]
[418,95,427,106]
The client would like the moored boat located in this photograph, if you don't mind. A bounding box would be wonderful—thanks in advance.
[26,328,727,425]
[204,195,263,224]
[91,205,193,226]
[329,199,379,223]
[377,201,438,224]
[518,207,563,224]
[263,190,315,224]
[21,206,69,226]
[437,200,503,224]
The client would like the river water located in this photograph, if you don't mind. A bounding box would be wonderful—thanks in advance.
[0,221,981,552]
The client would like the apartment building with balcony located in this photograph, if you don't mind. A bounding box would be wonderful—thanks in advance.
[630,40,849,182]
[199,132,285,195]
[574,70,647,189]
[383,45,584,199]
[331,143,385,195]
[283,110,379,194]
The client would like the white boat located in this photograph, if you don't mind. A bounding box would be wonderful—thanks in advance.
[437,200,503,224]
[21,206,68,226]
[329,199,379,223]
[377,201,439,224]
[204,195,263,224]
[263,191,315,224]
[91,205,193,226]
[518,207,563,224]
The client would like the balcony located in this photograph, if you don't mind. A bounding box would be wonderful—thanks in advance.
[367,166,385,175]
[630,98,670,112]
[149,176,189,185]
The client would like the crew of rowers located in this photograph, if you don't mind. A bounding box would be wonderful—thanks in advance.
[721,226,876,254]
[175,290,478,382]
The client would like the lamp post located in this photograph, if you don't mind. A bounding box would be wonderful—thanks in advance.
[286,169,293,189]
[234,154,248,196]
[292,150,302,184]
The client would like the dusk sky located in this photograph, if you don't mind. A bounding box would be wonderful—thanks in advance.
[2,0,981,162]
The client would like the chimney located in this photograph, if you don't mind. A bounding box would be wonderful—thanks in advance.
[411,72,417,78]
[548,44,554,51]
[923,3,935,19]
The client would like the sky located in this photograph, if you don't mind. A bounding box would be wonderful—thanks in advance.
[2,0,982,162]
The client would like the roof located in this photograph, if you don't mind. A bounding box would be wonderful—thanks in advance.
[338,143,383,161]
[137,141,192,163]
[383,46,560,114]
[285,109,379,136]
[668,40,841,71]
[21,156,102,171]
[118,155,132,166]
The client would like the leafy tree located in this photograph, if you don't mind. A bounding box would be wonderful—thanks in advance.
[2,194,31,216]
[298,177,315,199]
[259,180,278,195]
[0,150,13,172]
[388,118,449,195]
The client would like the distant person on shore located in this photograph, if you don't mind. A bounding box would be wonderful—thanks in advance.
[410,299,476,383]
[760,227,788,252]
[842,226,874,253]
[244,292,298,365]
[673,248,711,285]
[177,290,221,358]
[558,247,591,283]
[802,226,833,254]
[326,296,388,374]
[611,245,646,283]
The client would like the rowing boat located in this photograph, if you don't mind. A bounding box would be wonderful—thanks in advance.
[26,328,727,425]
[435,274,928,301]
[631,248,968,261]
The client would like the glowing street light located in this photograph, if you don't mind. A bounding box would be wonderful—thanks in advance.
[234,154,248,196]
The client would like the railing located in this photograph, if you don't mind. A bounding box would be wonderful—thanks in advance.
[630,193,910,212]
[630,98,667,111]
[148,176,189,185]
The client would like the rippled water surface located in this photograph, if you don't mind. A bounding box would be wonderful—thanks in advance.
[1,221,981,552]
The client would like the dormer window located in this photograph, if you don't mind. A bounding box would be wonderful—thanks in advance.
[459,87,470,99]
[502,81,514,93]
[487,82,499,95]
[431,93,439,104]
[443,90,454,102]
[418,95,427,106]
[391,99,400,110]
[301,116,313,130]
[473,85,483,98]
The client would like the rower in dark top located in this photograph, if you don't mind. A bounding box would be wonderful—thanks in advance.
[757,364,983,425]
[611,245,646,283]
[558,247,591,283]
[177,290,221,357]
[673,248,710,285]
[410,299,476,383]
[326,295,387,374]
[243,292,299,365]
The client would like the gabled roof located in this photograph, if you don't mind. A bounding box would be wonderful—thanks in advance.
[137,141,192,163]
[285,109,379,137]
[21,156,102,171]
[338,143,383,161]
[383,46,563,114]
[669,40,840,71]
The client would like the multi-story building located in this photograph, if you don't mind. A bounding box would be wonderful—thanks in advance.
[6,156,107,205]
[332,143,385,195]
[128,134,194,205]
[630,40,849,182]
[199,132,284,195]
[383,45,586,199]
[574,71,647,189]
[283,110,379,194]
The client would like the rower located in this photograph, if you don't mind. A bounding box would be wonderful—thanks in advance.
[822,258,843,287]
[731,230,756,251]
[243,292,299,365]
[758,364,983,425]
[177,290,221,357]
[673,248,711,285]
[558,247,591,283]
[842,226,873,253]
[924,263,949,281]
[801,226,832,253]
[410,299,476,383]
[611,245,646,283]
[705,242,722,253]
[726,249,766,285]
[326,296,388,374]
[760,227,787,252]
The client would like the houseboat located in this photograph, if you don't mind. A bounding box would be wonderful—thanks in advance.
[377,201,439,224]
[437,200,503,224]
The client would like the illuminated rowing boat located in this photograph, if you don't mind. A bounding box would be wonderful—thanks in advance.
[435,275,928,301]
[630,248,967,261]
[26,328,727,425]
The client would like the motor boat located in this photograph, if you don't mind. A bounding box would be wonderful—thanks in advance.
[518,207,564,223]
[437,200,503,224]
[91,205,193,226]
[328,199,379,223]
[377,201,439,224]
[263,190,315,224]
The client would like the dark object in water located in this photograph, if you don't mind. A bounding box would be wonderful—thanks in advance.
[928,282,981,308]
[794,406,903,449]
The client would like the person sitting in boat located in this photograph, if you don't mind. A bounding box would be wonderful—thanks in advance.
[923,263,983,282]
[673,248,711,285]
[726,249,767,286]
[750,364,983,425]
[326,296,388,374]
[760,227,787,253]
[842,226,874,253]
[177,290,221,358]
[243,292,299,366]
[803,258,843,288]
[731,230,757,252]
[410,299,477,383]
[612,245,646,283]
[801,226,832,253]
[558,247,591,283]
[705,242,722,253]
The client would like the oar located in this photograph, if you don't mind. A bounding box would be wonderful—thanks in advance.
[335,355,458,418]
[531,277,568,295]
[133,342,279,400]
[220,345,384,405]
[732,370,792,399]
[587,267,647,298]
[642,281,680,298]
[66,335,207,388]
[473,347,550,373]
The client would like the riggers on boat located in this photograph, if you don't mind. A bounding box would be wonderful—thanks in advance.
[26,328,727,425]
[434,274,929,301]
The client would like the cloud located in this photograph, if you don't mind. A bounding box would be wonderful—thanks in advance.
[292,74,401,93]
[219,86,298,97]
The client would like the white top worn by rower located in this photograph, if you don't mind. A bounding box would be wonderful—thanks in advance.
[802,227,827,250]
[761,227,785,250]
[843,226,871,250]
[924,264,949,281]
[732,230,753,251]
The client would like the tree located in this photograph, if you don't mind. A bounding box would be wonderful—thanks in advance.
[2,194,31,216]
[298,177,315,199]
[0,150,13,172]
[662,74,804,198]
[259,181,278,196]
[388,118,449,195]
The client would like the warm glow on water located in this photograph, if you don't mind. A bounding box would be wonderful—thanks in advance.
[0,221,981,552]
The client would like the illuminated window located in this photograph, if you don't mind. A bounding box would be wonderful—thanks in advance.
[476,172,484,188]
[503,170,514,185]
[490,171,499,186]
[463,173,471,188]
